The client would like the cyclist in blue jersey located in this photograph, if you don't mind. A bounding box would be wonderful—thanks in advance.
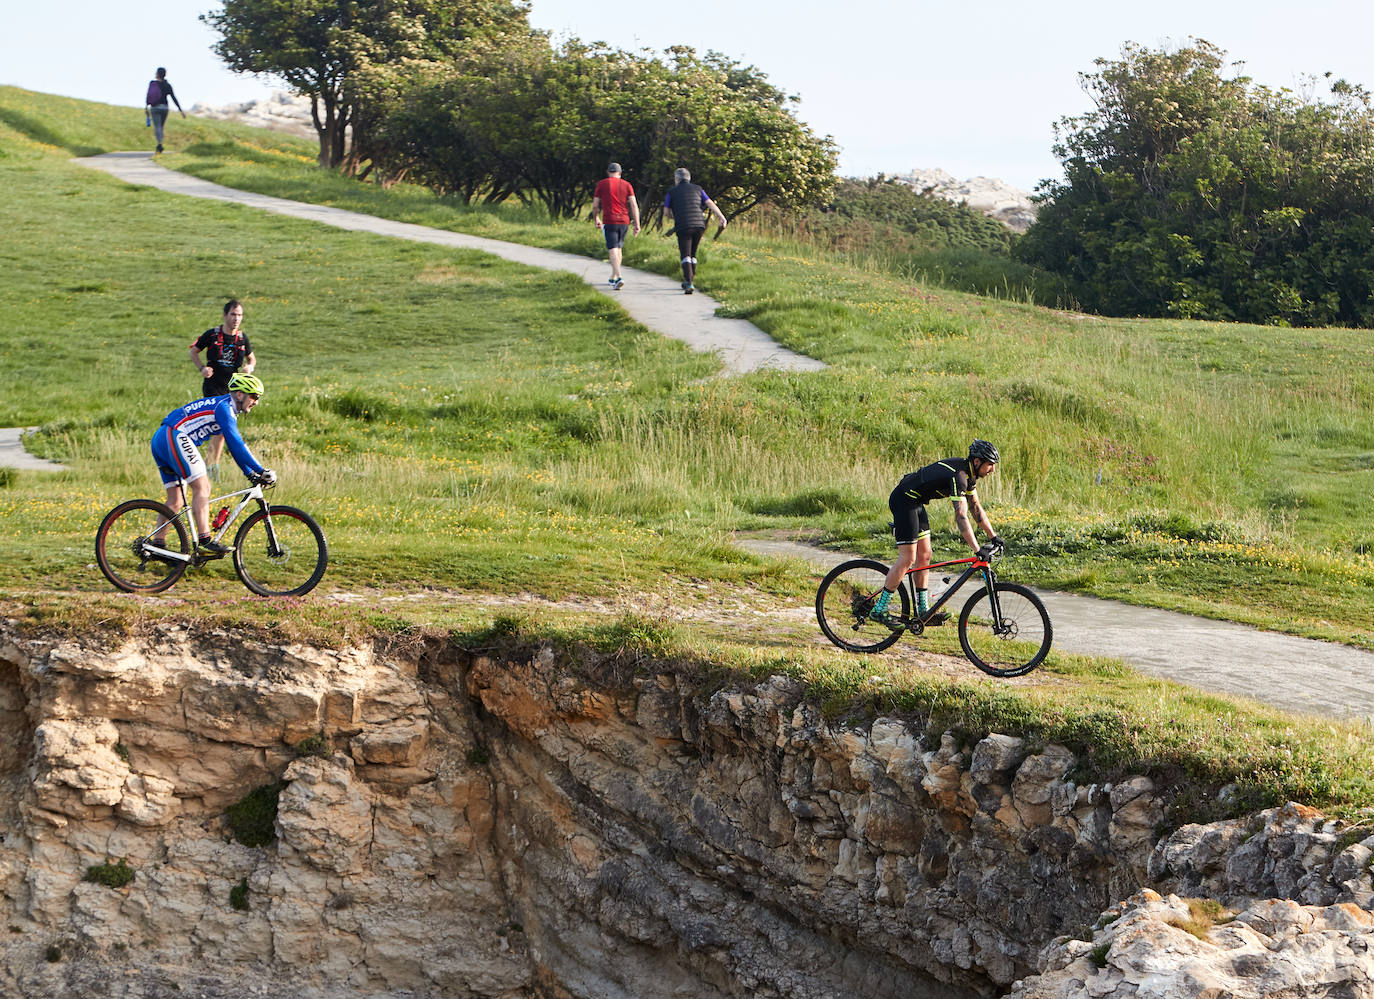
[871,440,1004,625]
[148,373,274,556]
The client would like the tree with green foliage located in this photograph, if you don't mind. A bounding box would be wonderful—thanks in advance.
[630,47,838,223]
[356,40,836,220]
[202,0,529,169]
[1020,39,1374,326]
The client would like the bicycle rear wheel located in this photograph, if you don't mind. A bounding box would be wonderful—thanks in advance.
[958,582,1052,677]
[816,559,910,653]
[232,505,328,596]
[95,499,190,593]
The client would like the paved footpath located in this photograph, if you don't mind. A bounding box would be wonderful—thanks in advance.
[44,154,1374,721]
[77,152,825,377]
[737,537,1374,723]
[0,428,64,471]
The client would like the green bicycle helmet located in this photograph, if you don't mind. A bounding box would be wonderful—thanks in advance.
[968,439,999,464]
[227,372,264,396]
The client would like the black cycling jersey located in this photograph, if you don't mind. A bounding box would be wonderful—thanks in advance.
[888,457,982,545]
[895,457,979,505]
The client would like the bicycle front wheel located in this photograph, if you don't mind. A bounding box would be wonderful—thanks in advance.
[816,559,910,653]
[95,499,190,593]
[958,582,1053,677]
[232,505,328,597]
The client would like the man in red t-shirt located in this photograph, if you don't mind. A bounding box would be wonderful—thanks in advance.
[591,162,641,290]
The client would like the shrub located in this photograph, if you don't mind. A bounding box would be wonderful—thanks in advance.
[85,858,135,889]
[294,732,328,757]
[225,783,285,848]
[1021,39,1374,327]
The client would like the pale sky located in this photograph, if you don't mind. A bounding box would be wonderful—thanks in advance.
[5,1,1372,192]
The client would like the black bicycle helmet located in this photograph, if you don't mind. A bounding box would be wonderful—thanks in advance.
[968,439,1000,464]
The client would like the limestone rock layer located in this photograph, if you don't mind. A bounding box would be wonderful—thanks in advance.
[0,626,1370,998]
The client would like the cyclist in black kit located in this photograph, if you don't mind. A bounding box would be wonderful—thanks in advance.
[870,440,1005,625]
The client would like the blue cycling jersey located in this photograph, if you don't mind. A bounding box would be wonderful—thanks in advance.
[158,395,265,477]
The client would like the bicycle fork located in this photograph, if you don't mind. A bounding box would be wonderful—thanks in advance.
[979,568,1012,635]
[260,511,284,558]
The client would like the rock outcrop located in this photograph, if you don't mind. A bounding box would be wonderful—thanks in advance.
[1006,889,1374,998]
[896,168,1038,232]
[0,623,1370,997]
[192,91,319,140]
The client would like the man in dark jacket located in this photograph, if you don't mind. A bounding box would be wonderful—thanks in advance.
[663,167,727,294]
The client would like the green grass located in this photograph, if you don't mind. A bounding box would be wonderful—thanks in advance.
[138,114,1374,648]
[4,84,1372,633]
[4,85,1374,818]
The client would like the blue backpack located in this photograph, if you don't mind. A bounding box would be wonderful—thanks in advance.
[145,80,163,106]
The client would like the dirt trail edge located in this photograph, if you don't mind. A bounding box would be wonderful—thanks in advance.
[76,152,825,376]
[737,536,1374,723]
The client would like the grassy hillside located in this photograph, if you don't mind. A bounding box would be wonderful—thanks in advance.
[4,85,1374,819]
[4,86,1372,643]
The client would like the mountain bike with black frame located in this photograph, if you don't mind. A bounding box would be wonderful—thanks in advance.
[815,546,1052,677]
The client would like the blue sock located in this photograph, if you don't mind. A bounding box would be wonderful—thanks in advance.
[917,589,929,614]
[873,589,893,612]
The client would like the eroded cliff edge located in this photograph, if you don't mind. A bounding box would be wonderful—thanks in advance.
[0,622,1371,998]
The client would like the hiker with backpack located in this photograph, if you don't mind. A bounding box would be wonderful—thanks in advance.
[145,68,185,154]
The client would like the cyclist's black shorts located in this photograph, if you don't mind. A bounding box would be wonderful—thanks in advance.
[889,487,931,545]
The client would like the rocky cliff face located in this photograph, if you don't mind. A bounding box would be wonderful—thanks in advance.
[0,623,1371,998]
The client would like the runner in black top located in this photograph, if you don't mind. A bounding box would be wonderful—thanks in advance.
[871,440,1004,624]
[189,299,257,477]
[663,167,727,293]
